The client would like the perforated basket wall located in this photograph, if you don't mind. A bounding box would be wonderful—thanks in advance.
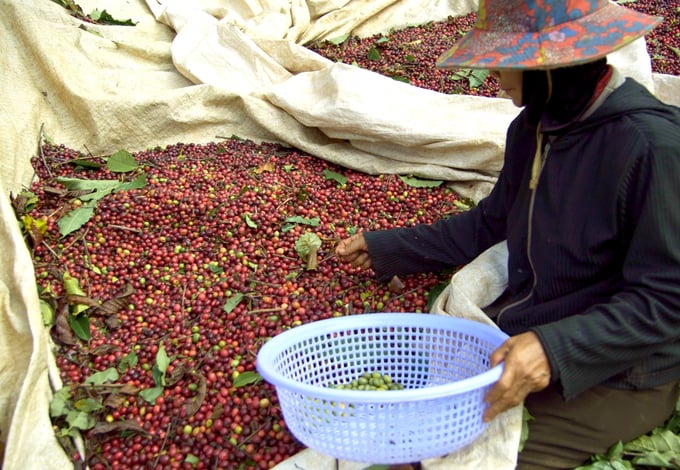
[256,313,509,464]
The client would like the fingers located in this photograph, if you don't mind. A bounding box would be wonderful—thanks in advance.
[335,233,372,269]
[483,369,533,422]
[482,332,551,422]
[335,233,367,256]
[489,344,510,368]
[338,250,372,270]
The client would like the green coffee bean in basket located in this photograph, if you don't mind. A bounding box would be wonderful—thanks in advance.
[329,371,405,391]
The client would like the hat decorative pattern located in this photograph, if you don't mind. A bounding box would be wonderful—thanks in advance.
[437,0,661,70]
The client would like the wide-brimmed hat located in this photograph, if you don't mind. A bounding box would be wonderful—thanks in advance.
[436,0,661,70]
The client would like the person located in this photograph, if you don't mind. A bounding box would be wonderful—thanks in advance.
[334,0,680,468]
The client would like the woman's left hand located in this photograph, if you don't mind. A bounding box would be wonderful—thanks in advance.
[483,331,551,422]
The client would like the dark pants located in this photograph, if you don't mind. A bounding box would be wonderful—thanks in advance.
[517,381,679,469]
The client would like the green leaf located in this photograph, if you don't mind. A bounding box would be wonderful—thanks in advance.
[208,263,224,274]
[58,204,96,237]
[63,272,86,296]
[185,454,200,467]
[327,33,349,45]
[624,428,680,454]
[391,75,410,84]
[323,169,347,186]
[398,175,443,188]
[139,386,163,404]
[454,199,471,211]
[119,174,147,191]
[282,215,321,232]
[448,70,468,82]
[156,343,170,373]
[85,367,119,385]
[50,387,72,417]
[56,176,120,193]
[243,213,258,228]
[68,313,91,341]
[119,351,138,372]
[426,281,448,313]
[66,409,96,430]
[62,272,90,315]
[515,407,537,454]
[284,216,321,227]
[375,37,389,44]
[89,8,136,25]
[69,159,103,169]
[367,46,381,61]
[41,129,54,144]
[363,466,390,470]
[223,293,245,313]
[632,451,680,468]
[233,371,262,388]
[73,397,103,412]
[668,44,680,59]
[468,69,489,88]
[18,190,39,210]
[152,364,165,387]
[606,441,624,460]
[295,232,321,259]
[40,299,55,326]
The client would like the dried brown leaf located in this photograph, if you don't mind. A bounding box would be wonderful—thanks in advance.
[43,186,94,199]
[118,383,141,395]
[165,363,188,387]
[306,246,319,270]
[52,302,78,346]
[103,393,127,408]
[66,294,100,308]
[388,275,405,294]
[253,162,275,174]
[210,402,224,420]
[89,344,120,356]
[104,314,120,330]
[9,192,29,216]
[91,420,153,437]
[184,373,207,417]
[96,284,135,316]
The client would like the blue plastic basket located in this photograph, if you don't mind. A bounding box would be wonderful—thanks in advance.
[256,313,509,464]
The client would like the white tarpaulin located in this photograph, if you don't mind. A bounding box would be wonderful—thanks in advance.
[1,0,679,468]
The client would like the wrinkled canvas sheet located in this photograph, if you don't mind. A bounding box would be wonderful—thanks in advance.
[1,0,679,468]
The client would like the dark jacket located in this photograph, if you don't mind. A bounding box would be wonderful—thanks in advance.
[364,78,680,399]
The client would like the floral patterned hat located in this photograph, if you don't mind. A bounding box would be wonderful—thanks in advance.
[436,0,661,70]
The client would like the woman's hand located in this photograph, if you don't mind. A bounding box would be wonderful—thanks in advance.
[335,232,372,270]
[483,331,551,422]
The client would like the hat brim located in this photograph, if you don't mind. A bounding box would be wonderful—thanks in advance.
[436,3,661,70]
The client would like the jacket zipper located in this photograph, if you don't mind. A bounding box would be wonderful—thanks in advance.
[496,142,551,325]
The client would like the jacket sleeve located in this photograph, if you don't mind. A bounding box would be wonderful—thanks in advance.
[363,198,506,282]
[362,116,530,283]
[533,127,680,399]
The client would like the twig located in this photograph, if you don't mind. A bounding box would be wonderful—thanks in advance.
[248,306,286,315]
[37,123,53,179]
[62,226,90,253]
[152,415,178,469]
[248,279,281,288]
[82,144,95,158]
[41,240,60,259]
[109,224,143,234]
